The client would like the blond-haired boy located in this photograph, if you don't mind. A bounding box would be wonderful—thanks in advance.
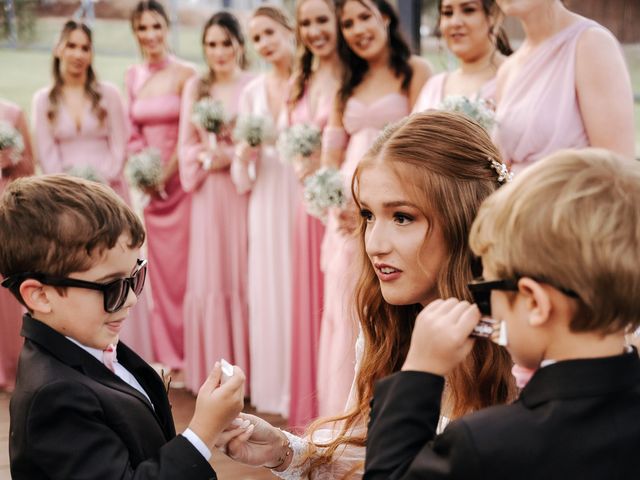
[1,175,249,479]
[365,149,640,479]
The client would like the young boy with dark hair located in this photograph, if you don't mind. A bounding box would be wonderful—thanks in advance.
[1,175,250,479]
[364,149,640,479]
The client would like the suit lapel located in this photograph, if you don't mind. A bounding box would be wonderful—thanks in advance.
[21,315,174,439]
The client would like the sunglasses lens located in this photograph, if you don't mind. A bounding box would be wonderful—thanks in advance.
[131,263,147,296]
[104,280,128,313]
[470,288,492,317]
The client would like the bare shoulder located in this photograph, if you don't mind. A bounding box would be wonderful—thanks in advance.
[410,55,433,80]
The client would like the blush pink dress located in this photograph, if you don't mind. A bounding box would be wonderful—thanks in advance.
[287,89,330,429]
[0,99,34,391]
[31,81,131,200]
[126,58,192,370]
[231,74,299,416]
[317,93,410,417]
[412,72,496,113]
[494,18,602,174]
[178,72,254,394]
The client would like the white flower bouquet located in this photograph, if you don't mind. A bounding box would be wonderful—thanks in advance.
[303,166,346,221]
[192,98,227,170]
[126,148,165,201]
[438,95,496,132]
[0,121,25,174]
[233,114,274,148]
[277,123,322,164]
[65,165,104,183]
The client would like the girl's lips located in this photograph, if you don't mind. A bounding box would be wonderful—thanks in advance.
[374,263,403,282]
[105,320,124,333]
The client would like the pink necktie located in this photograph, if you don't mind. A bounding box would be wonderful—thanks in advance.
[102,344,117,373]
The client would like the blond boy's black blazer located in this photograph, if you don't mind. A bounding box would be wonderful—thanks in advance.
[10,314,217,480]
[364,349,640,480]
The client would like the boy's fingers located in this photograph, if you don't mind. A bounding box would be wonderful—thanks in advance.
[202,362,222,393]
[446,300,473,324]
[457,304,482,336]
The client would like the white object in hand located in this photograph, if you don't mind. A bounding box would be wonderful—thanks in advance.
[220,358,234,384]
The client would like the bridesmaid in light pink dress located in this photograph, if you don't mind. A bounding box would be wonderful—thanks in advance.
[0,99,34,391]
[413,0,511,113]
[287,0,341,430]
[231,5,298,416]
[494,0,635,173]
[31,21,130,200]
[316,0,431,417]
[178,12,254,394]
[127,2,196,372]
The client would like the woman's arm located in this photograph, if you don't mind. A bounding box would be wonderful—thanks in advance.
[31,88,63,174]
[575,27,635,159]
[178,76,210,193]
[320,95,348,169]
[407,56,433,110]
[124,66,147,155]
[102,83,129,183]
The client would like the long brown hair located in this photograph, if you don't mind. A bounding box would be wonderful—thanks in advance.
[306,110,516,475]
[48,20,105,126]
[288,0,337,110]
[196,11,248,101]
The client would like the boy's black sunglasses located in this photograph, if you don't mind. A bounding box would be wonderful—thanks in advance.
[468,276,580,318]
[1,259,147,313]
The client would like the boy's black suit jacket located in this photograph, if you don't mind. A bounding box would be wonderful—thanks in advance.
[10,314,216,480]
[364,348,640,480]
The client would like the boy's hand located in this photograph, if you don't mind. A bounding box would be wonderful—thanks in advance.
[188,363,245,448]
[402,298,479,376]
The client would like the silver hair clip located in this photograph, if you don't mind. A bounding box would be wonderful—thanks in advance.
[489,158,513,185]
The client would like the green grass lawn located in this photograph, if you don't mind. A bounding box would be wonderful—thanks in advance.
[1,16,639,155]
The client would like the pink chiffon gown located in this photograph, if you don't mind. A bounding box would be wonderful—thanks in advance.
[0,100,34,391]
[32,81,131,200]
[494,18,602,174]
[287,90,330,429]
[412,71,496,113]
[178,72,254,393]
[31,82,154,361]
[317,93,410,416]
[231,75,299,416]
[126,58,192,370]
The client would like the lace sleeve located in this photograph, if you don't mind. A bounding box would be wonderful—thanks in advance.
[272,329,367,480]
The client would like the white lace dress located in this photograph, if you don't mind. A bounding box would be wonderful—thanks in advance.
[272,331,449,479]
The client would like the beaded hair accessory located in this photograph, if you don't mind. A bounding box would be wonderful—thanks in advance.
[489,157,513,184]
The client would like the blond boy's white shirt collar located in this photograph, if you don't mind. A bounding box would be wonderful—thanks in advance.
[64,336,211,461]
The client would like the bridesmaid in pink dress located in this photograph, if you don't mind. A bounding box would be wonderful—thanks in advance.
[287,0,342,430]
[412,0,511,113]
[178,12,254,394]
[127,1,196,373]
[31,20,154,361]
[231,5,298,417]
[316,0,431,417]
[0,99,34,391]
[31,20,130,200]
[494,0,635,174]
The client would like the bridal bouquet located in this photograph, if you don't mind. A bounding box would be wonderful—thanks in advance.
[233,114,274,148]
[439,95,495,132]
[65,165,104,183]
[126,148,164,196]
[303,166,346,221]
[0,121,25,168]
[192,98,227,170]
[277,123,322,164]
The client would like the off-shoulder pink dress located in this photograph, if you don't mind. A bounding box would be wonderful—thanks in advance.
[178,72,254,393]
[287,89,330,429]
[126,59,192,370]
[412,72,496,113]
[31,81,130,200]
[0,99,34,391]
[494,18,602,174]
[231,74,299,416]
[317,93,410,416]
